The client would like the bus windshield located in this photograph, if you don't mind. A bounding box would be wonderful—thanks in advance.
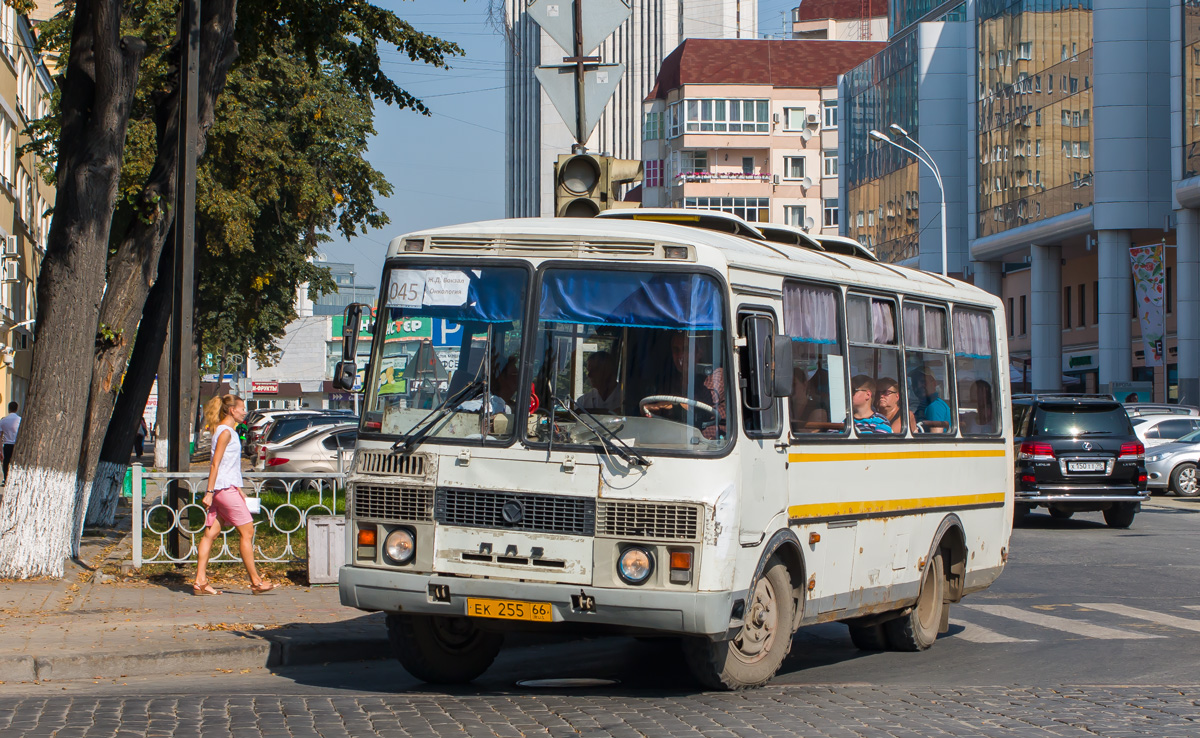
[527,268,732,455]
[362,264,528,444]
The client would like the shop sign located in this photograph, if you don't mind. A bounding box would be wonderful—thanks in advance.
[327,391,355,401]
[1061,352,1096,372]
[252,381,279,394]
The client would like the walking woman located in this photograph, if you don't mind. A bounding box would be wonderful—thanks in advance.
[193,394,274,596]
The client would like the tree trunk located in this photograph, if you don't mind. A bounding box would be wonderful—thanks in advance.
[85,243,174,527]
[73,0,239,550]
[154,337,170,468]
[0,1,147,579]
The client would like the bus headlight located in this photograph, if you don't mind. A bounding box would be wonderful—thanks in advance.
[384,528,416,564]
[617,546,654,584]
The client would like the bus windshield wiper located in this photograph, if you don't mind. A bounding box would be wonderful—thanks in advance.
[393,379,485,452]
[555,396,650,468]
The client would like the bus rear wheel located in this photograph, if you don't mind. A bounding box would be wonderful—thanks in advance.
[884,552,945,651]
[387,613,504,684]
[683,558,795,690]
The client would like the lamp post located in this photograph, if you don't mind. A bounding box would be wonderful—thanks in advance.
[868,126,948,277]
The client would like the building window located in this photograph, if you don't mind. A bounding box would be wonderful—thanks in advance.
[783,156,806,180]
[680,150,707,178]
[822,100,838,128]
[822,150,838,178]
[1063,285,1071,328]
[1078,283,1086,327]
[685,98,769,133]
[742,157,754,175]
[645,159,663,188]
[1008,297,1014,337]
[643,111,662,141]
[783,107,806,131]
[1093,280,1099,325]
[667,102,682,138]
[823,198,838,228]
[783,205,806,228]
[1020,294,1027,335]
[685,196,769,223]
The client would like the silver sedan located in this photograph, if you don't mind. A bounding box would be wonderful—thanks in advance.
[1144,429,1200,497]
[262,423,357,489]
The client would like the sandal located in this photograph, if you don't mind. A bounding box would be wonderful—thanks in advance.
[192,581,221,596]
[250,582,275,595]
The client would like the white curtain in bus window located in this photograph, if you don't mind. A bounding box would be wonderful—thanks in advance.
[847,295,901,436]
[903,302,954,435]
[954,307,1000,436]
[782,282,846,434]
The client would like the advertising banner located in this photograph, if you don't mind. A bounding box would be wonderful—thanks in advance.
[1129,243,1165,367]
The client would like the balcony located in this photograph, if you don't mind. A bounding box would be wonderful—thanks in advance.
[675,171,772,184]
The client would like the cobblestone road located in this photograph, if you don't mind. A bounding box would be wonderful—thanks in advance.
[2,686,1199,738]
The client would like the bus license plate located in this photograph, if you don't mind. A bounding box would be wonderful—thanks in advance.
[1068,460,1105,472]
[466,597,553,622]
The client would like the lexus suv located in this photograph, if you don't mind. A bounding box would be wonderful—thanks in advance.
[1013,395,1148,528]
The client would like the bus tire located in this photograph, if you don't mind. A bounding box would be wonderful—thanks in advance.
[847,622,889,651]
[682,558,795,690]
[884,552,945,652]
[387,613,503,684]
[1103,502,1137,529]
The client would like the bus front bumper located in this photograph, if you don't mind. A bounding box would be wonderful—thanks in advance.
[339,565,741,638]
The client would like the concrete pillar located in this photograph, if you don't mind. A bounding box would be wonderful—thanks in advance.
[1178,210,1200,405]
[1030,243,1062,393]
[971,260,1003,298]
[1098,229,1133,388]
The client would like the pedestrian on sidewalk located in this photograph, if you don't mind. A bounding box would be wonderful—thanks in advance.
[193,394,274,596]
[134,417,147,458]
[0,401,20,484]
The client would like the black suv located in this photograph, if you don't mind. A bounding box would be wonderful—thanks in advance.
[1013,394,1148,528]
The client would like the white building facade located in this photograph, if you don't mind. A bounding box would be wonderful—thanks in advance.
[505,0,756,218]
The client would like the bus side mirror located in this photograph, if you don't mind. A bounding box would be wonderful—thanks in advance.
[333,361,357,392]
[342,303,366,361]
[769,335,793,398]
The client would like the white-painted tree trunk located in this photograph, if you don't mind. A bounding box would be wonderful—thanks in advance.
[155,437,169,468]
[0,465,75,578]
[84,460,125,528]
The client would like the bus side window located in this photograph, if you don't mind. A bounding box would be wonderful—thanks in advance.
[782,282,847,435]
[953,306,1001,436]
[904,302,954,435]
[847,293,901,437]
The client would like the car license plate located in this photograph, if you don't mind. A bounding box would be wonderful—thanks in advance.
[1068,460,1105,472]
[466,597,553,622]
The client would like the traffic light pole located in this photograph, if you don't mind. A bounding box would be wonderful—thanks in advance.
[564,0,599,149]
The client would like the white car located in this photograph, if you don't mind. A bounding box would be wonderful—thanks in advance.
[1132,415,1200,447]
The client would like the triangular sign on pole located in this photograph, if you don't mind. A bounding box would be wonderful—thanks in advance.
[526,0,632,57]
[534,63,625,144]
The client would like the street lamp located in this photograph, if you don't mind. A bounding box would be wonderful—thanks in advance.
[868,126,948,277]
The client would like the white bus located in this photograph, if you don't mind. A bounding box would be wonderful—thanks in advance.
[337,211,1012,689]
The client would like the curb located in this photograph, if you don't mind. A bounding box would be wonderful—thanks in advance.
[6,635,393,683]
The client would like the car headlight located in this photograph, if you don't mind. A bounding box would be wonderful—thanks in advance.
[384,528,415,564]
[617,546,654,584]
[1146,453,1166,463]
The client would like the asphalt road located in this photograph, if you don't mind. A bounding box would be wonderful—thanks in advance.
[4,499,1200,736]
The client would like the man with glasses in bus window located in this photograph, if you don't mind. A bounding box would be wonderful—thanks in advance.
[851,375,892,434]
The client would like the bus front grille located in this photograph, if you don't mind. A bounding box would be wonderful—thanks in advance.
[353,484,434,521]
[435,488,596,536]
[356,450,429,478]
[596,501,701,541]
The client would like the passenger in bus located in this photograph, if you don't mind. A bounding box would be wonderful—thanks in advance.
[789,367,829,433]
[962,379,996,434]
[918,370,952,433]
[577,351,621,413]
[874,377,915,434]
[851,375,892,434]
[493,355,521,408]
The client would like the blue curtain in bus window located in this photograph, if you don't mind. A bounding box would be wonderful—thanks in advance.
[389,269,525,324]
[539,270,722,330]
[783,284,837,344]
[954,308,993,358]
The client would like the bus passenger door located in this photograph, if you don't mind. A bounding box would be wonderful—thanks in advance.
[736,310,789,546]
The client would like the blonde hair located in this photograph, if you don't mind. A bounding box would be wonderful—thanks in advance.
[202,394,242,431]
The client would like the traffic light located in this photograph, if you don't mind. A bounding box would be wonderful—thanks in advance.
[554,154,644,217]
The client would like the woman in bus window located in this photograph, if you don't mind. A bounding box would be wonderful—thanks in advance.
[875,376,915,434]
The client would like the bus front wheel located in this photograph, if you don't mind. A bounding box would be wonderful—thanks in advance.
[683,558,796,690]
[387,613,504,684]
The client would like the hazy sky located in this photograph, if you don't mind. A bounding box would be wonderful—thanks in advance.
[330,0,802,291]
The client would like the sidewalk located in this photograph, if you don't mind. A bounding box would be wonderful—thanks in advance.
[0,516,389,685]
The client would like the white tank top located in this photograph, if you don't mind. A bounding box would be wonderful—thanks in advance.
[211,425,243,489]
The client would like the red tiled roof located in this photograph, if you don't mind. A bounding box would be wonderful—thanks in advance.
[794,0,889,21]
[646,39,888,101]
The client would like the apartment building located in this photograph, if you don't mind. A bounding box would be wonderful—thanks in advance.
[0,6,55,410]
[505,0,756,218]
[792,0,890,41]
[641,38,884,232]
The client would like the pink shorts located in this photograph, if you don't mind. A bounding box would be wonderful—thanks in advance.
[205,486,253,528]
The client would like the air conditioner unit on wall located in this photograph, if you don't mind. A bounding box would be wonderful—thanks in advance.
[806,113,820,126]
[3,235,17,256]
[772,174,780,185]
[2,261,18,282]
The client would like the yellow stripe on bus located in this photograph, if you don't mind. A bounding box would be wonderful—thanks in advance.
[788,492,1007,521]
[788,448,1008,463]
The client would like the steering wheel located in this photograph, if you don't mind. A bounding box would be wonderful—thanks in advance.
[639,395,716,420]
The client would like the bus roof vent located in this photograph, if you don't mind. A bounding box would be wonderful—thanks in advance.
[427,236,660,259]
